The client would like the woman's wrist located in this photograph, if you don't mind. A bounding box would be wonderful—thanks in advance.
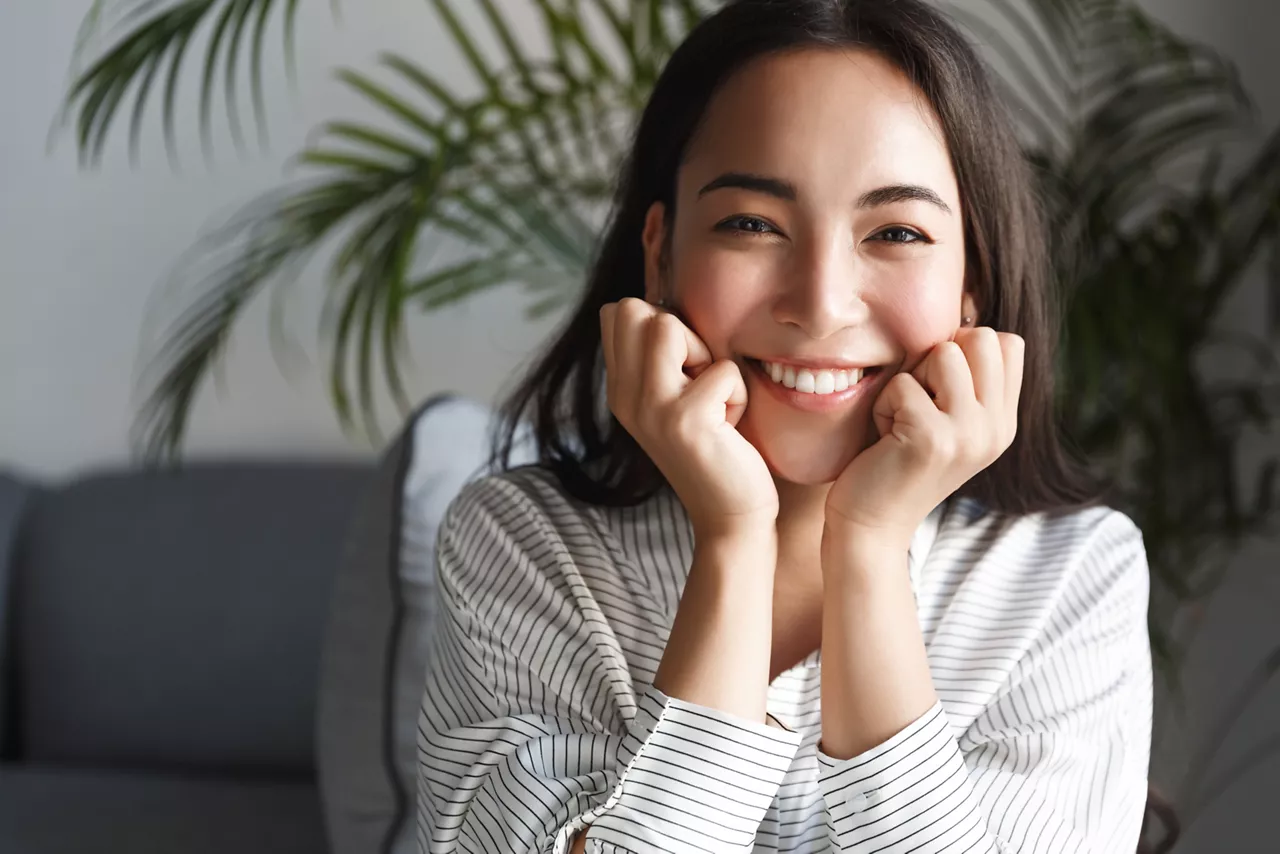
[821,514,911,577]
[656,523,777,721]
[690,508,779,549]
[696,524,773,583]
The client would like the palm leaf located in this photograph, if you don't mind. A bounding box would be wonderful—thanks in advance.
[128,2,686,455]
[58,0,322,166]
[961,0,1280,690]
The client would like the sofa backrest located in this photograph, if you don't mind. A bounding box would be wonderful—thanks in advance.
[8,461,372,777]
[315,394,536,854]
[0,471,34,759]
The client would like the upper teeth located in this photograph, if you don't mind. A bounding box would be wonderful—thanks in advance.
[762,361,863,394]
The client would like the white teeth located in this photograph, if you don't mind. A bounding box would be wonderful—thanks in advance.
[760,361,863,395]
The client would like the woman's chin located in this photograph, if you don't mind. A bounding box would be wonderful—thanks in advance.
[751,433,869,486]
[738,407,875,487]
[764,452,849,486]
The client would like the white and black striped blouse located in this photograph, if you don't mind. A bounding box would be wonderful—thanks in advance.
[414,465,1152,853]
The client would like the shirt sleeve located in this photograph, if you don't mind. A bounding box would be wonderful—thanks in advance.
[414,476,803,854]
[814,509,1153,853]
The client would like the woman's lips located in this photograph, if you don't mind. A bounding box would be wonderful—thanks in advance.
[745,358,884,413]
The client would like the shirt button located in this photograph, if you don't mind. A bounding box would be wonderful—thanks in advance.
[849,791,869,812]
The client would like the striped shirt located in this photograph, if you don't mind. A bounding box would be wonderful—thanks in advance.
[414,465,1152,853]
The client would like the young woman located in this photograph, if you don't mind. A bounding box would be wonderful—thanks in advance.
[414,1,1153,852]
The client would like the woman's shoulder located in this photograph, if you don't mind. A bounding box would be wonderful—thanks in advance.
[942,497,1148,606]
[442,463,599,545]
[440,463,688,613]
[949,496,1142,556]
[436,463,677,666]
[434,464,596,602]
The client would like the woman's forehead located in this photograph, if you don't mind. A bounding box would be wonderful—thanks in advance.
[680,47,958,207]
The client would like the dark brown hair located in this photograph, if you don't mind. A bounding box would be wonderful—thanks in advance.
[495,0,1099,515]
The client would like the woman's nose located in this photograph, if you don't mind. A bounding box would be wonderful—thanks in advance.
[770,233,870,339]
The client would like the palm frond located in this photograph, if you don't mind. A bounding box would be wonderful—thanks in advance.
[59,0,321,166]
[967,0,1251,180]
[957,0,1280,686]
[131,0,677,456]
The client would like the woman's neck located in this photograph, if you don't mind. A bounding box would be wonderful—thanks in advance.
[773,476,831,581]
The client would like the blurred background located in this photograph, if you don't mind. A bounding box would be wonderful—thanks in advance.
[0,1,1276,853]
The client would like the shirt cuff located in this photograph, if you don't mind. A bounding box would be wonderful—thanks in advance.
[578,684,804,853]
[817,701,982,850]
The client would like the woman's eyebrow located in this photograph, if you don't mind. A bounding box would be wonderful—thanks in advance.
[696,172,951,215]
[858,184,952,215]
[697,172,797,201]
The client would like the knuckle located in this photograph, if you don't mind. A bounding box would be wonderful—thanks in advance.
[886,372,915,394]
[972,325,999,344]
[649,310,679,340]
[618,297,647,321]
[972,327,1000,353]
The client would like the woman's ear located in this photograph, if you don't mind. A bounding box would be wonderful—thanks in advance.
[960,264,980,325]
[641,201,667,305]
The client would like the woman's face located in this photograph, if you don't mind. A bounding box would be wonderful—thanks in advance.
[643,47,975,485]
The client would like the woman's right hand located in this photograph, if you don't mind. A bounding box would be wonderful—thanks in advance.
[600,297,779,539]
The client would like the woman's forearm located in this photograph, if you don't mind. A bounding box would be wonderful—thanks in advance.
[653,526,778,723]
[819,530,938,759]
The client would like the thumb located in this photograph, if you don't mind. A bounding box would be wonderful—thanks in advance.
[872,372,930,442]
[683,359,749,427]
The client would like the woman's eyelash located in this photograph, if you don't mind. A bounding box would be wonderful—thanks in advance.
[716,217,932,245]
[717,215,778,236]
[873,226,931,244]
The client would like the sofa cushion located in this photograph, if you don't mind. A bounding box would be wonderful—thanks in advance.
[0,764,325,854]
[12,461,372,775]
[316,395,534,854]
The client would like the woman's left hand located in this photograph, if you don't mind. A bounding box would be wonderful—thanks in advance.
[824,327,1025,554]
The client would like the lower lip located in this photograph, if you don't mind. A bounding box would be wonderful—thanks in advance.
[747,361,884,413]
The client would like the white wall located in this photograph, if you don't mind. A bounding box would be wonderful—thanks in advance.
[0,0,567,480]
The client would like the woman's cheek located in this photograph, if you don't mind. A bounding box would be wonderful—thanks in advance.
[878,269,963,355]
[674,248,768,356]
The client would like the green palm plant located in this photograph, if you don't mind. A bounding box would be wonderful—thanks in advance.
[938,1,1280,839]
[59,0,1279,837]
[61,0,712,452]
[949,0,1280,673]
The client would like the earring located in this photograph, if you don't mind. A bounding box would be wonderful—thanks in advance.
[962,315,974,326]
[657,298,670,309]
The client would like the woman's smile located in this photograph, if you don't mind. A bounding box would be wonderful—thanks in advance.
[744,357,888,414]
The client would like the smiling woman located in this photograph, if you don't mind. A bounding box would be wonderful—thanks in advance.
[638,45,977,487]
[414,1,1153,853]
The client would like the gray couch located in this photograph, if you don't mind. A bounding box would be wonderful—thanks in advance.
[0,459,375,853]
[0,401,1176,853]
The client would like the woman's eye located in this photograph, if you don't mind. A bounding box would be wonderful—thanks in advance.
[717,215,778,236]
[873,226,930,244]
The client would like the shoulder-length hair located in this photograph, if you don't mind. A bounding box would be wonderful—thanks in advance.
[495,0,1099,516]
